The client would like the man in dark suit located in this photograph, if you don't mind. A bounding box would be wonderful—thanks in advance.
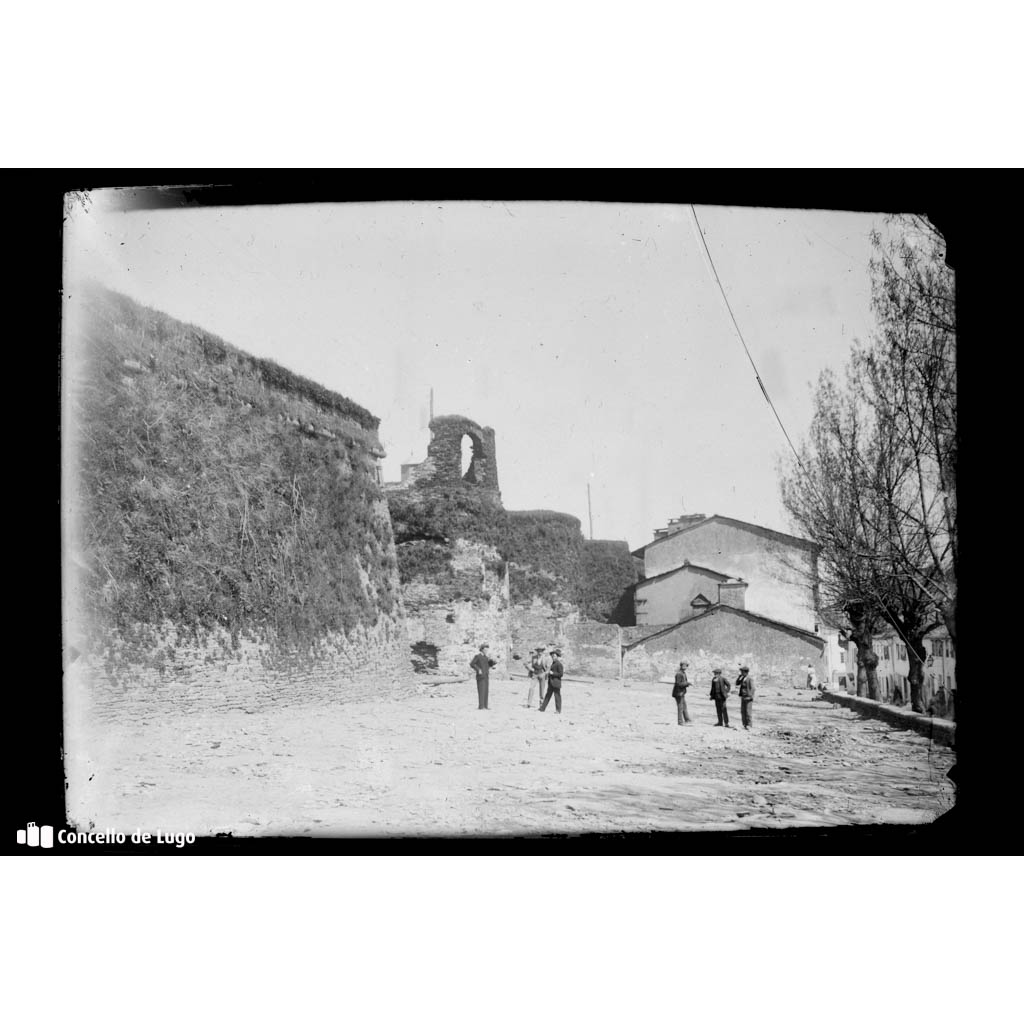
[672,661,692,725]
[539,649,564,713]
[470,643,497,710]
[736,665,754,730]
[709,667,731,727]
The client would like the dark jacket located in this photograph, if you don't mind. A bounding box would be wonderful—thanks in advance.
[470,653,496,680]
[709,674,731,701]
[737,673,754,700]
[672,671,689,699]
[548,657,564,688]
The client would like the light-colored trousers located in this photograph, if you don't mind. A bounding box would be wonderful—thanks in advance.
[527,673,548,705]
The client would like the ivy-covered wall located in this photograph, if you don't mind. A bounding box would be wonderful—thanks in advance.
[580,539,638,624]
[64,284,409,707]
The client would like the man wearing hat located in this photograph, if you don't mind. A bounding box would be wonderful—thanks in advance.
[709,667,731,727]
[736,666,754,730]
[526,645,550,708]
[672,661,692,725]
[539,648,564,713]
[470,643,497,710]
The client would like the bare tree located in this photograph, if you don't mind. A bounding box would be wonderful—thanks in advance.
[868,215,957,648]
[781,367,887,700]
[780,215,955,713]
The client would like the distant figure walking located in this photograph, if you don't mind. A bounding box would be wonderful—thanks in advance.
[526,646,550,708]
[736,666,754,730]
[539,649,564,713]
[928,686,949,719]
[470,643,497,710]
[806,664,817,690]
[672,661,692,725]
[709,667,731,727]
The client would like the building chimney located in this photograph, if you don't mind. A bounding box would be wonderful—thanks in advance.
[718,579,748,610]
[653,513,706,542]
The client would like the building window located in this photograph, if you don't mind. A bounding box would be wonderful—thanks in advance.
[931,639,943,657]
[839,650,846,665]
[898,644,907,661]
[883,645,890,660]
[946,640,954,658]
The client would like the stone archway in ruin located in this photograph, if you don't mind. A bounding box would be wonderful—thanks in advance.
[460,431,486,484]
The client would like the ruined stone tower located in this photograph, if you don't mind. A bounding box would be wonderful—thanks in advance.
[386,414,501,504]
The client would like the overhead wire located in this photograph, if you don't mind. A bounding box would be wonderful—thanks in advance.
[688,204,925,693]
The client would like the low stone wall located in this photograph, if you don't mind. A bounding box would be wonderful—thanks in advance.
[819,690,956,748]
[510,607,624,679]
[67,618,412,727]
[564,621,621,678]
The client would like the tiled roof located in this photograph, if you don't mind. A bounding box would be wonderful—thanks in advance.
[633,514,819,556]
[634,561,734,590]
[624,602,824,651]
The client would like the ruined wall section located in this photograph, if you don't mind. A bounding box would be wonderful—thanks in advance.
[385,414,501,502]
[385,415,512,674]
[65,285,411,720]
[385,415,635,676]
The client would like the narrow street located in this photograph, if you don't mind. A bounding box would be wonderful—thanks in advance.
[66,676,956,837]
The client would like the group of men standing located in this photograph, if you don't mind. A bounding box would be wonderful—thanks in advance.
[673,662,755,730]
[468,643,565,712]
[526,645,564,712]
[471,644,754,729]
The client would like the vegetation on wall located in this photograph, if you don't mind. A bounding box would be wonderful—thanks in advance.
[86,285,381,433]
[70,286,397,653]
[506,511,583,606]
[580,540,638,623]
[387,485,512,557]
[388,481,627,612]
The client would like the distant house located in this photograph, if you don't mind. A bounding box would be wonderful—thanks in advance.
[824,620,956,718]
[633,561,734,627]
[624,512,824,686]
[631,513,819,632]
[870,625,956,714]
[622,601,824,685]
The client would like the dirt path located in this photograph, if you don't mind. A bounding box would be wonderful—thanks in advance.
[66,676,956,836]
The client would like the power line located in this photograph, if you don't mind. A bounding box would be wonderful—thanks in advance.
[689,205,804,467]
[689,205,926,693]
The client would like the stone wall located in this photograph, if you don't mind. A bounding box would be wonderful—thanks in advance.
[622,607,824,685]
[564,621,622,678]
[65,285,413,719]
[385,414,501,499]
[401,538,513,677]
[819,690,956,748]
[66,617,409,727]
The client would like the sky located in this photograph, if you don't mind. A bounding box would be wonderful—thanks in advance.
[64,195,900,552]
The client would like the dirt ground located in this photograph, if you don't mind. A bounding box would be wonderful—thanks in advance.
[66,674,956,837]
